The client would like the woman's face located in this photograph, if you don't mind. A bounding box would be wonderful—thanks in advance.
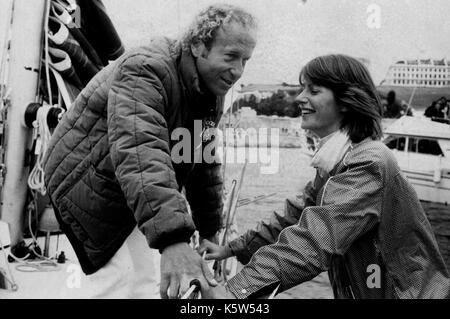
[296,76,344,138]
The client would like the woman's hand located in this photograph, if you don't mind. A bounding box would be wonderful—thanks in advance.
[197,239,234,261]
[201,283,237,299]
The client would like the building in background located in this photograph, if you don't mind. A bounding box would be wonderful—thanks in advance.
[383,59,450,88]
[239,83,301,101]
[378,59,450,111]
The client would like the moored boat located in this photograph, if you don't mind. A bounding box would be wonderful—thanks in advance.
[383,116,450,205]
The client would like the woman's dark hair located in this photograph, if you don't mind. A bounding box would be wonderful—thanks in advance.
[300,54,383,143]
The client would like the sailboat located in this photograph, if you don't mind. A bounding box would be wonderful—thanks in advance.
[0,0,248,297]
[383,116,450,205]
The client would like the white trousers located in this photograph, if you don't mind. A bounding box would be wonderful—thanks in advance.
[82,227,160,299]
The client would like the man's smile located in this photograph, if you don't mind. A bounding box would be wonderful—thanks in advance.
[221,77,233,86]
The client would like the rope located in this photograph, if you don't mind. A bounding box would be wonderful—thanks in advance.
[9,202,61,273]
[27,104,52,195]
[0,236,18,291]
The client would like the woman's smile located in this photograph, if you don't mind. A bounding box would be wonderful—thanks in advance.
[296,77,344,138]
[301,107,316,115]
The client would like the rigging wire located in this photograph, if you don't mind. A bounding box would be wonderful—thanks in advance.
[222,160,247,281]
[222,85,235,186]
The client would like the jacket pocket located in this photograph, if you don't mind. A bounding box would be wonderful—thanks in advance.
[91,163,123,199]
[72,167,129,223]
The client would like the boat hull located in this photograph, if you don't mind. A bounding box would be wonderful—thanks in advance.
[400,168,450,205]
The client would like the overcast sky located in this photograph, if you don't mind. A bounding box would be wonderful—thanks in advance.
[104,0,450,86]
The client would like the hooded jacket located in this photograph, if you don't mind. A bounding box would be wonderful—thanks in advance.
[43,37,224,274]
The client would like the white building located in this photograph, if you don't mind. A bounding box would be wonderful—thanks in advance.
[383,59,450,88]
[239,107,257,119]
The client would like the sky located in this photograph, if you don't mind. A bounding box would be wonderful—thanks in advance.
[103,0,450,86]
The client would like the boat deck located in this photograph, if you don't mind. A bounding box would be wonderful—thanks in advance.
[0,235,89,299]
[1,201,449,299]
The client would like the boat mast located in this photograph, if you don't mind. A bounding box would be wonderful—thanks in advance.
[1,0,46,246]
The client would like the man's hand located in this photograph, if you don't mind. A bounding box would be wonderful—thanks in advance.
[160,242,217,299]
[201,283,237,299]
[197,239,233,261]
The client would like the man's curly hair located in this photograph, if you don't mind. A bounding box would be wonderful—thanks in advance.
[181,4,257,51]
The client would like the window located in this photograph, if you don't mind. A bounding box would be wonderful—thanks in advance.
[408,138,418,152]
[386,137,406,151]
[417,139,444,156]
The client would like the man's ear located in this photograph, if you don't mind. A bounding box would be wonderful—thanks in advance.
[191,42,207,58]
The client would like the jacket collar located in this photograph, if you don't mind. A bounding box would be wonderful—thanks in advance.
[177,45,224,120]
[179,46,203,100]
[311,130,351,178]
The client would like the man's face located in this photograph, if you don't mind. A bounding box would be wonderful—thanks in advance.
[192,22,256,96]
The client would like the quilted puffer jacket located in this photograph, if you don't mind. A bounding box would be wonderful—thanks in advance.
[43,38,224,274]
[227,139,450,299]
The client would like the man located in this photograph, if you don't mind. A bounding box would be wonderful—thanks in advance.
[43,4,257,298]
[384,90,402,118]
[424,100,445,119]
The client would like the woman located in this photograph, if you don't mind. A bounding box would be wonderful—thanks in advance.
[200,54,450,299]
